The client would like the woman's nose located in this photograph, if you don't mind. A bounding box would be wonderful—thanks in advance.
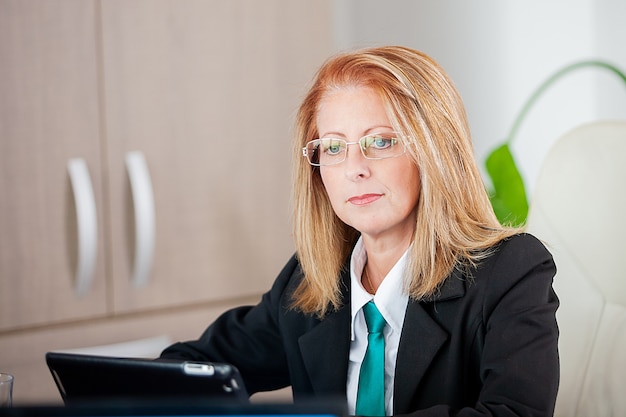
[343,143,370,179]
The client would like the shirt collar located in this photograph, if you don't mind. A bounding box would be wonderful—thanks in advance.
[350,237,410,340]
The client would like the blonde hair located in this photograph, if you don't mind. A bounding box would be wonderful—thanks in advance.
[292,46,521,317]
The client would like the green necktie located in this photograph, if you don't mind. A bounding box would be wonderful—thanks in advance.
[356,301,387,417]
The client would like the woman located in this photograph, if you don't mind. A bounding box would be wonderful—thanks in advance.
[161,46,559,416]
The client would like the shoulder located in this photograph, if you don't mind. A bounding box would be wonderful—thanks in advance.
[496,232,552,258]
[265,253,305,304]
[468,233,557,308]
[433,233,556,303]
[482,233,555,278]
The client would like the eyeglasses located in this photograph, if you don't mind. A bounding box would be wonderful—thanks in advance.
[302,132,406,166]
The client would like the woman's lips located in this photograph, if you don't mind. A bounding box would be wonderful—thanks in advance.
[348,193,382,205]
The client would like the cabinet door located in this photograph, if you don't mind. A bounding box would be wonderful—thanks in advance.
[100,0,334,313]
[0,0,108,330]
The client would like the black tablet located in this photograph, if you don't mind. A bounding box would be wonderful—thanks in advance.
[45,352,249,404]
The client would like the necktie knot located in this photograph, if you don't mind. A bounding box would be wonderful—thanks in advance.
[363,301,386,334]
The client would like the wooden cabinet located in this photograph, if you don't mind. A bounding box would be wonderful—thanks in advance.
[0,0,109,329]
[0,0,333,403]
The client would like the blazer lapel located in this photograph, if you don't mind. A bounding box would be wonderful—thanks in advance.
[393,271,466,412]
[299,267,352,396]
[299,302,351,396]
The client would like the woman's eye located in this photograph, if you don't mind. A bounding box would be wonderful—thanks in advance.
[323,140,344,155]
[327,145,341,154]
[368,135,396,149]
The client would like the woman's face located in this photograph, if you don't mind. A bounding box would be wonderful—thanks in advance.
[317,86,420,245]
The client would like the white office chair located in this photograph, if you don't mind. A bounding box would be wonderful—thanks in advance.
[525,121,626,417]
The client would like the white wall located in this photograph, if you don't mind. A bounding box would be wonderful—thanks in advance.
[331,0,626,196]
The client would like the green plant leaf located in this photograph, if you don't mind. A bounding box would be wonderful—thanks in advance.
[485,143,528,226]
[485,61,626,227]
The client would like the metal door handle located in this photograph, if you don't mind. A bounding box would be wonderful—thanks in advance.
[67,158,97,295]
[125,151,155,287]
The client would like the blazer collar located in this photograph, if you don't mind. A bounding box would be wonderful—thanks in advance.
[424,267,467,302]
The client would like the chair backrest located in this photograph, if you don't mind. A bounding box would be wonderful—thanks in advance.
[526,120,626,417]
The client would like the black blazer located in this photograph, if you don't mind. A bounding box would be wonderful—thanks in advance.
[161,233,559,416]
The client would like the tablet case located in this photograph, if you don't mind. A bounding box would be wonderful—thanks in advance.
[45,352,248,404]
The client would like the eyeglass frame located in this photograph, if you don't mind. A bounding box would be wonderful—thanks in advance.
[301,132,407,167]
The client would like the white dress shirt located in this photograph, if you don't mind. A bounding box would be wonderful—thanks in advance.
[347,237,410,416]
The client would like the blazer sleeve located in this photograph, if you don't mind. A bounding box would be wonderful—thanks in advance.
[474,234,560,416]
[159,254,302,394]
